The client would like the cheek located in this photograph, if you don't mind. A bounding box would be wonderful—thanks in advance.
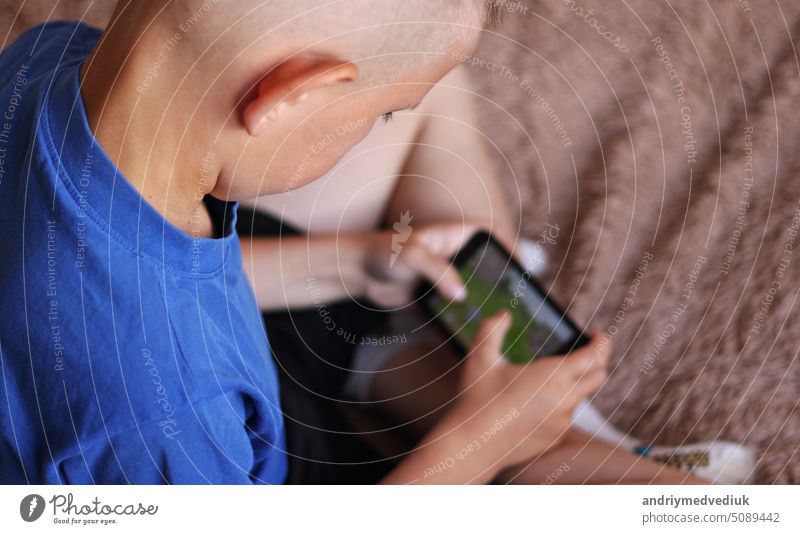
[315,123,373,166]
[285,117,375,187]
[225,114,376,197]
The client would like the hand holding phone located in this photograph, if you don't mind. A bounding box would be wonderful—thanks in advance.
[420,231,589,363]
[386,311,609,484]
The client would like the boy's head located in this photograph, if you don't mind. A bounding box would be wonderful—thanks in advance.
[110,0,496,200]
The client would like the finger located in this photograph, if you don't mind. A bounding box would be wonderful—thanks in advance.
[418,222,480,258]
[366,281,414,308]
[563,333,611,377]
[572,365,608,398]
[468,310,512,365]
[403,243,466,301]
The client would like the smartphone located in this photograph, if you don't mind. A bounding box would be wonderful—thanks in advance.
[420,231,590,364]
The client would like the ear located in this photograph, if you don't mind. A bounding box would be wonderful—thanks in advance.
[242,55,358,136]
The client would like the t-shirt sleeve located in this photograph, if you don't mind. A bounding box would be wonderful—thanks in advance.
[57,393,286,484]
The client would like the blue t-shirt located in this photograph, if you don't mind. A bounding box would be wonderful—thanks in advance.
[0,22,287,484]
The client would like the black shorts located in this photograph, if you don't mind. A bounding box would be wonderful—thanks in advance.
[236,207,395,484]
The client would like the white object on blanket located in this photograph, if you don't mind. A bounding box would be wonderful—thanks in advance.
[572,400,756,484]
[640,441,757,485]
[516,238,548,276]
[572,399,639,448]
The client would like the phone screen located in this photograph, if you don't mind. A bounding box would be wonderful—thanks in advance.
[425,233,585,364]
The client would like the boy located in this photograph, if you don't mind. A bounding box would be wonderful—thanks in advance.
[0,0,615,484]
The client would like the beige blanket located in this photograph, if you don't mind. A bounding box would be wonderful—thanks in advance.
[472,0,800,483]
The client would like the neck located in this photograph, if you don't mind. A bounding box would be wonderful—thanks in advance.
[80,15,222,238]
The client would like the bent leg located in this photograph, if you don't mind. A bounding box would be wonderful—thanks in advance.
[496,429,707,484]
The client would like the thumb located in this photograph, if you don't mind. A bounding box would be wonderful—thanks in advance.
[563,332,611,377]
[468,310,512,366]
[403,242,466,302]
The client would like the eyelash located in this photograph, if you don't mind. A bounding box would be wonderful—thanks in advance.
[381,112,394,124]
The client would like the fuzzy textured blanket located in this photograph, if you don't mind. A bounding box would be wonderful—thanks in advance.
[471,0,800,483]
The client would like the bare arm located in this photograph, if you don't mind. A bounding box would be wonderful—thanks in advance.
[243,224,471,311]
[241,234,367,310]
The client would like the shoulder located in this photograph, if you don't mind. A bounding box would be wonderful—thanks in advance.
[0,21,100,84]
